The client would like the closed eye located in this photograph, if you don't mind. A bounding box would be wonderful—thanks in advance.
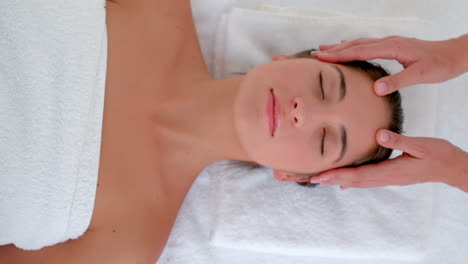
[321,128,326,155]
[319,71,325,100]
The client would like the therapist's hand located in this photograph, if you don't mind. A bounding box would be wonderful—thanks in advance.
[311,35,468,95]
[310,130,468,193]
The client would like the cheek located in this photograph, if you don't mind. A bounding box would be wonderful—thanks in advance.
[254,141,324,173]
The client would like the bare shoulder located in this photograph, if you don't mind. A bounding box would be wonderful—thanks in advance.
[0,228,164,264]
[105,0,209,82]
[105,0,200,49]
[106,0,192,18]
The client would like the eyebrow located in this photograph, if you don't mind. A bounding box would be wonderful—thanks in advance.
[334,125,347,163]
[332,66,346,101]
[319,71,324,99]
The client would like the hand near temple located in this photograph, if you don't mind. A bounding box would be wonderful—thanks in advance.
[309,34,468,192]
[310,130,468,193]
[311,35,468,95]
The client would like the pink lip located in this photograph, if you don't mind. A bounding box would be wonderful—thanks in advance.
[266,89,280,137]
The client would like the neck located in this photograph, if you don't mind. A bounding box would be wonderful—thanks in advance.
[153,76,251,172]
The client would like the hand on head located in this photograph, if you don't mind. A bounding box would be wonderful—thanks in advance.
[307,35,468,192]
[310,129,468,192]
[311,35,468,95]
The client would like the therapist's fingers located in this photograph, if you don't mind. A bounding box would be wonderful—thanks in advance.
[375,130,430,159]
[375,57,464,95]
[315,42,458,95]
[313,166,370,186]
[313,159,400,187]
[319,38,379,51]
[318,37,394,53]
[319,43,339,50]
[312,153,425,189]
[312,41,402,62]
[372,63,424,95]
[311,131,467,189]
[313,35,468,95]
[319,39,351,50]
[274,170,314,182]
[308,131,428,187]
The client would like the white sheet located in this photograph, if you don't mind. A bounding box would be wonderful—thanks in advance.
[157,0,468,263]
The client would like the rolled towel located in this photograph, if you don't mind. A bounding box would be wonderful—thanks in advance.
[0,0,107,250]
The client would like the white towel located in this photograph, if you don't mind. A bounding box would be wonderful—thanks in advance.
[0,0,107,250]
[208,5,439,261]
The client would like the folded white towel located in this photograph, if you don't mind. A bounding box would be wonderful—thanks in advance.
[208,161,433,261]
[0,0,107,250]
[208,5,439,261]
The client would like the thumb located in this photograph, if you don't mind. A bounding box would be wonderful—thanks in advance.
[374,62,425,95]
[376,129,429,159]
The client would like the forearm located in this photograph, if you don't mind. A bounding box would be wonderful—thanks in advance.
[455,34,468,74]
[458,151,468,192]
[444,149,468,193]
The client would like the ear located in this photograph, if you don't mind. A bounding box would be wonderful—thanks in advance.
[272,54,290,61]
[274,169,316,182]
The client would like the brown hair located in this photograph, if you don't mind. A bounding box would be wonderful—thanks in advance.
[292,49,404,187]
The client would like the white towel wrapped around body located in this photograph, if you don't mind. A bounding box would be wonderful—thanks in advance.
[207,5,439,261]
[0,0,107,250]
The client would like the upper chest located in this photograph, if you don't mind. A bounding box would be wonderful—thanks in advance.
[88,0,210,236]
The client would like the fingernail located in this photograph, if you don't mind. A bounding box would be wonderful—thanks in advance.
[320,175,330,181]
[310,177,321,183]
[296,178,311,183]
[317,52,329,57]
[376,82,388,95]
[379,131,389,143]
[310,51,320,56]
[310,175,330,183]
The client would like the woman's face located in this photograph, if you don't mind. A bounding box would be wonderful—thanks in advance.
[233,57,390,181]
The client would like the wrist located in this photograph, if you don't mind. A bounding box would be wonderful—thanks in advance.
[459,152,468,192]
[446,150,468,192]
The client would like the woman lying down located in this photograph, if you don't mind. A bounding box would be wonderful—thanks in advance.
[0,0,402,263]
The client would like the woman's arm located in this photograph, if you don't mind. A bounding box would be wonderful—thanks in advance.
[0,231,150,264]
[0,230,158,264]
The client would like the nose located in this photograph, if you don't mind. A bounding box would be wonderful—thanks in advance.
[290,97,305,128]
[290,96,337,128]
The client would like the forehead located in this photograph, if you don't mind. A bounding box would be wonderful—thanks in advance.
[332,63,390,166]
